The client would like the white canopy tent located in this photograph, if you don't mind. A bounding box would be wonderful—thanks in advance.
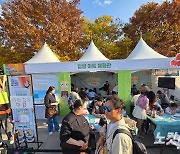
[24,43,60,119]
[22,41,179,119]
[78,40,109,62]
[25,58,178,74]
[25,42,60,64]
[127,37,167,60]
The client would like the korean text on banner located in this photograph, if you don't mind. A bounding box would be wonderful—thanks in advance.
[8,75,37,143]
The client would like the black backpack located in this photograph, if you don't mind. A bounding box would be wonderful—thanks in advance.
[113,129,148,154]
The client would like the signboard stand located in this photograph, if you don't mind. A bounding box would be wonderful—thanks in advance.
[7,74,42,149]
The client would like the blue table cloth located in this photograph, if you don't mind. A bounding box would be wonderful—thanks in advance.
[84,114,102,131]
[147,113,180,140]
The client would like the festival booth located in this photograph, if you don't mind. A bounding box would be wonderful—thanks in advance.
[25,43,62,119]
[72,41,117,92]
[127,37,167,89]
[3,38,178,119]
[25,41,118,119]
[127,37,180,101]
[24,54,179,114]
[3,39,180,146]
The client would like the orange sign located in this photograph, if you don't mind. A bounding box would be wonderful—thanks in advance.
[171,53,180,66]
[3,64,26,75]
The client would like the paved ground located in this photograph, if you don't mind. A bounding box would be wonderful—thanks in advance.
[1,117,180,154]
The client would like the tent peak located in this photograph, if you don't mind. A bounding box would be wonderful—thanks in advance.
[78,40,109,62]
[25,43,60,64]
[127,38,167,60]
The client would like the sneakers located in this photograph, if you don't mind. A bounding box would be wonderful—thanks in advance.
[49,132,53,135]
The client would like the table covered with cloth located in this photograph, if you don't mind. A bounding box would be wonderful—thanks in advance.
[147,113,180,140]
[84,114,102,131]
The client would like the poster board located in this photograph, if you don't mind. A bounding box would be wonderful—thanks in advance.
[8,75,37,144]
[32,74,59,105]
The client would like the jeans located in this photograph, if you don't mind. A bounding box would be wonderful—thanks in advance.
[47,116,60,132]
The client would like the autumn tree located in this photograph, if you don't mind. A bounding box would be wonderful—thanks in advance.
[0,0,83,63]
[81,16,132,59]
[123,1,180,57]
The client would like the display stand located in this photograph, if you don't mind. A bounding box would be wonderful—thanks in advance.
[7,74,43,150]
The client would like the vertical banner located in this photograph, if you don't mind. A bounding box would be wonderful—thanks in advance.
[8,75,37,143]
[118,70,131,115]
[58,72,70,116]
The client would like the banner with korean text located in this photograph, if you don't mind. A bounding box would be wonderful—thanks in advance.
[3,64,26,75]
[8,75,37,143]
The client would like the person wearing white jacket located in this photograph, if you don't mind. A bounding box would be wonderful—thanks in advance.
[96,95,136,154]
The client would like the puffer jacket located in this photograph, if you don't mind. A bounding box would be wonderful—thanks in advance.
[106,117,136,154]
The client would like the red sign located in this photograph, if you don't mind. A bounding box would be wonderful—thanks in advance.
[170,53,180,66]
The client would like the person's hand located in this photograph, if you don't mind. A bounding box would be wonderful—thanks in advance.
[76,140,85,147]
[90,125,94,130]
[158,111,164,116]
[96,137,104,150]
[99,124,106,137]
[171,110,176,115]
[81,141,88,150]
[100,114,106,118]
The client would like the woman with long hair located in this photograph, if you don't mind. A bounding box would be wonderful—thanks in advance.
[44,86,60,135]
[60,99,90,154]
[132,91,149,138]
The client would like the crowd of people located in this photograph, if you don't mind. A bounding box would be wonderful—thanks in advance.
[53,82,134,154]
[57,82,179,153]
[131,83,179,138]
[0,80,179,154]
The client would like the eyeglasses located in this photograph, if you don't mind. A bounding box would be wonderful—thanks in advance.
[104,106,112,112]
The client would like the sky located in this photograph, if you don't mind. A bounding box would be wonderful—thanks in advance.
[79,0,167,23]
[0,0,167,23]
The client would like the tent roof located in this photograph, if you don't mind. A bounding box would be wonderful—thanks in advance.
[126,37,167,60]
[78,40,109,61]
[25,42,60,64]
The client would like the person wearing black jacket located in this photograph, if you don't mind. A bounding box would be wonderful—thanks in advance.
[103,81,110,95]
[60,99,90,154]
[91,96,105,118]
[44,86,60,135]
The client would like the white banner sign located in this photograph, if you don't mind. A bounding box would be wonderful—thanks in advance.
[10,96,33,109]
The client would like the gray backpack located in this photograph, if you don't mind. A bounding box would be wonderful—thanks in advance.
[113,129,148,154]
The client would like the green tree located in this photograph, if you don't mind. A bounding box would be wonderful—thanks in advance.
[81,16,132,59]
[123,1,180,57]
[0,0,83,62]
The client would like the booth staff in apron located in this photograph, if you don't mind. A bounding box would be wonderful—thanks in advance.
[0,84,14,145]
